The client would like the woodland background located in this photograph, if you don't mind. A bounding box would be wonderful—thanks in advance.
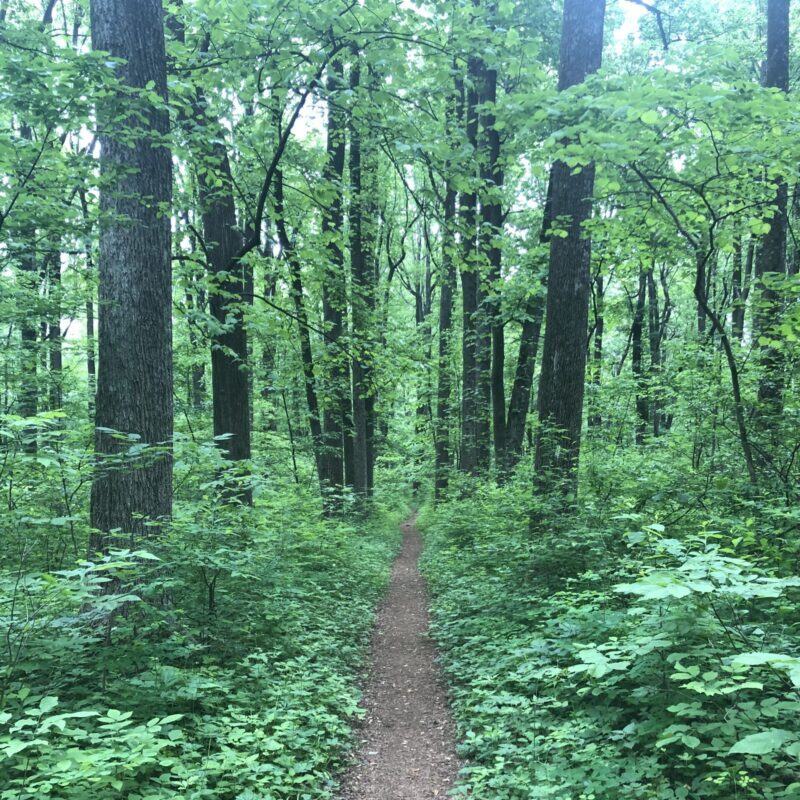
[0,0,799,797]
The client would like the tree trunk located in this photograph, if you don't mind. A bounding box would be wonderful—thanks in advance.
[89,0,173,547]
[478,62,506,471]
[79,188,96,418]
[632,271,648,444]
[534,0,606,497]
[435,186,457,498]
[588,272,603,430]
[319,60,348,510]
[646,268,661,436]
[274,167,324,487]
[260,266,278,430]
[349,57,369,498]
[46,251,62,412]
[505,180,553,469]
[755,0,789,414]
[459,58,482,475]
[197,139,251,498]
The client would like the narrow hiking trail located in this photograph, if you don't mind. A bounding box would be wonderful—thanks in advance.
[338,517,461,800]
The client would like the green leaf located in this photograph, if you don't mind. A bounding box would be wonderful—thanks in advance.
[728,729,793,755]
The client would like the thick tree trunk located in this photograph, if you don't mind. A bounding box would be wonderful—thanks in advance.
[534,0,605,496]
[319,60,348,510]
[349,58,369,498]
[755,0,789,414]
[197,141,252,498]
[89,0,173,547]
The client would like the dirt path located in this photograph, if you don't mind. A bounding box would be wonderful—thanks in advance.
[338,516,461,800]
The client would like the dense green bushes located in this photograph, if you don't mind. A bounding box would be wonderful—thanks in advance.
[0,425,404,799]
[420,473,800,800]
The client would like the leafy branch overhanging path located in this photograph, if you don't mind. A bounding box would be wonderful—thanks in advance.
[338,517,461,800]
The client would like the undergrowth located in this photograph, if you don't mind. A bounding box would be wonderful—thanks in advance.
[420,464,800,800]
[0,430,404,799]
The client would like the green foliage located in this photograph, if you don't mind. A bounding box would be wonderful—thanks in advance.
[0,435,404,799]
[420,475,800,799]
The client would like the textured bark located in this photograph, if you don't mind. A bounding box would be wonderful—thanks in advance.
[319,60,348,510]
[755,0,789,413]
[434,71,460,498]
[89,0,173,546]
[198,141,251,490]
[534,0,605,495]
[349,59,369,498]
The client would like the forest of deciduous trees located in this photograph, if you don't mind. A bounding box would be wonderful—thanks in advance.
[1,0,799,797]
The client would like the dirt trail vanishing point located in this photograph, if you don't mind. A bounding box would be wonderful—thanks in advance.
[338,516,462,800]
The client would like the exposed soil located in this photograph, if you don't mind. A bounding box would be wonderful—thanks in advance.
[338,516,461,800]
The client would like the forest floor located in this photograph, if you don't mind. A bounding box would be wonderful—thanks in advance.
[338,516,461,800]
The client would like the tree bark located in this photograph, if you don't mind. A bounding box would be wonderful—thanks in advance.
[349,58,369,498]
[319,60,348,510]
[89,0,173,547]
[755,0,789,414]
[534,0,605,496]
[197,138,252,497]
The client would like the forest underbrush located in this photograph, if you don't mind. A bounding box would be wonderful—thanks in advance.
[0,425,405,799]
[420,449,800,800]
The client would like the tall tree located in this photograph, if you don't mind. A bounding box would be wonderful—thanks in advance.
[349,55,372,499]
[434,73,460,498]
[319,58,349,509]
[755,0,790,414]
[505,180,552,471]
[478,59,506,469]
[534,0,605,496]
[89,0,173,546]
[193,99,252,499]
